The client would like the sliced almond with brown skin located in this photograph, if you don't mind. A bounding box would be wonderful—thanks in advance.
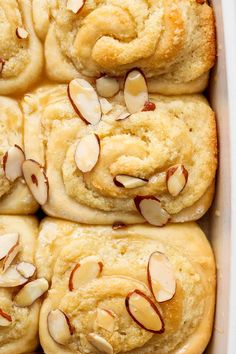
[69,255,103,291]
[125,289,164,333]
[3,145,25,182]
[0,233,19,260]
[0,58,5,74]
[100,98,113,115]
[112,222,126,230]
[75,134,100,173]
[115,112,130,121]
[134,196,170,226]
[66,0,85,14]
[96,76,120,98]
[166,164,188,197]
[16,262,36,278]
[147,252,176,303]
[2,242,20,273]
[96,308,116,333]
[114,175,148,189]
[48,309,73,345]
[124,69,148,114]
[0,265,28,287]
[142,101,156,112]
[87,333,113,354]
[22,159,49,205]
[68,79,101,125]
[16,27,29,39]
[14,278,49,307]
[0,309,12,327]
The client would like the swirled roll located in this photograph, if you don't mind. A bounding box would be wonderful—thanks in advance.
[0,0,43,95]
[0,216,40,354]
[37,218,215,354]
[22,84,217,225]
[0,96,38,214]
[33,0,215,94]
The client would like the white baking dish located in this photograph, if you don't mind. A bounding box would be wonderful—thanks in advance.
[206,0,236,353]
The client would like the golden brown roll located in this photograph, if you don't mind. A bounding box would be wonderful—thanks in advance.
[0,96,38,214]
[0,216,48,354]
[0,0,43,95]
[22,83,217,225]
[37,218,216,354]
[32,0,215,94]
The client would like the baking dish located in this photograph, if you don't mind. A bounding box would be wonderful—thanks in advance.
[206,0,236,353]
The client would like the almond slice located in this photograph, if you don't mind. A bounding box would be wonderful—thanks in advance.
[166,164,188,197]
[68,79,101,125]
[69,255,103,291]
[0,233,19,260]
[66,0,85,14]
[134,196,170,226]
[16,262,36,278]
[16,27,29,39]
[115,112,130,121]
[124,69,148,114]
[96,308,116,333]
[2,145,25,182]
[147,252,176,303]
[114,175,148,189]
[22,159,49,205]
[87,333,113,354]
[0,265,28,287]
[0,309,12,327]
[100,98,113,115]
[142,101,156,112]
[14,278,49,307]
[125,289,164,333]
[48,309,73,345]
[96,76,119,98]
[75,134,100,173]
[2,242,20,273]
[0,58,5,74]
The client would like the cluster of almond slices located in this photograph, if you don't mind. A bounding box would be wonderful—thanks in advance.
[47,251,176,353]
[0,233,48,325]
[68,69,189,226]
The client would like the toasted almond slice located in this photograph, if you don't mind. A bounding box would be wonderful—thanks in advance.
[22,159,49,205]
[0,265,28,287]
[0,233,19,260]
[75,134,100,173]
[68,79,101,125]
[87,333,113,354]
[96,76,119,98]
[96,308,116,333]
[142,101,156,112]
[166,164,188,197]
[66,0,85,14]
[16,262,36,278]
[48,309,73,345]
[147,252,176,302]
[14,278,49,307]
[125,289,164,333]
[16,27,29,39]
[3,145,25,182]
[0,58,5,74]
[69,255,103,291]
[2,242,20,273]
[0,309,12,327]
[100,98,113,115]
[114,175,148,189]
[124,69,148,114]
[115,111,130,121]
[134,196,170,226]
